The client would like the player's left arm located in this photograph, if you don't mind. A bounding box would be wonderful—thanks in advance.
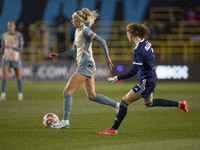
[83,28,114,70]
[83,28,109,58]
[12,33,24,52]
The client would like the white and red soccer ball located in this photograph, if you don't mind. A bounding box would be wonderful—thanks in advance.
[43,113,59,128]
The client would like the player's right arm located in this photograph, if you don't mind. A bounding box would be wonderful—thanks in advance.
[1,35,5,60]
[107,64,139,83]
[49,44,77,58]
[107,48,143,83]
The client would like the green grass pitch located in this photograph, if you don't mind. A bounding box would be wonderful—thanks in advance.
[0,81,199,150]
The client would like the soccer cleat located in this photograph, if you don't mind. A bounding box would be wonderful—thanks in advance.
[51,120,70,129]
[179,100,188,112]
[0,96,6,101]
[115,102,120,113]
[18,94,23,101]
[99,128,118,135]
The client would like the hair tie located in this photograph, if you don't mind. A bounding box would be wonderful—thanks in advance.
[82,10,87,15]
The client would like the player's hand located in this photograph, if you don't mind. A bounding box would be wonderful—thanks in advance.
[5,45,12,49]
[106,58,114,70]
[49,50,58,58]
[107,76,118,83]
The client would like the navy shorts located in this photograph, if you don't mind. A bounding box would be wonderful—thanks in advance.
[132,77,157,99]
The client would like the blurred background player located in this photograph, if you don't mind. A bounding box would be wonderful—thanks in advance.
[49,8,119,129]
[0,21,24,101]
[99,23,188,135]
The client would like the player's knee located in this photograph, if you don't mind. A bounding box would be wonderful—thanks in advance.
[2,74,8,78]
[63,90,67,95]
[88,94,95,101]
[145,102,153,107]
[63,89,71,95]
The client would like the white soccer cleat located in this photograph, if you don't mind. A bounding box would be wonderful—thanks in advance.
[18,93,23,101]
[115,102,120,113]
[51,120,70,129]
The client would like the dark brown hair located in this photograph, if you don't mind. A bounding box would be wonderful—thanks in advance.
[126,23,150,39]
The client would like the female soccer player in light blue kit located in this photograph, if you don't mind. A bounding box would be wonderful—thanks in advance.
[49,8,119,128]
[0,21,24,101]
[99,23,188,134]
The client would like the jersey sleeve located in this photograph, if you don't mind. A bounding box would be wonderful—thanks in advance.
[58,43,77,57]
[83,28,109,58]
[1,35,4,60]
[117,64,139,80]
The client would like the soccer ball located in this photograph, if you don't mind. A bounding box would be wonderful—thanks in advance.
[43,113,59,128]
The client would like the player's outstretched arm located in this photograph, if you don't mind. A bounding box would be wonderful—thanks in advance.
[49,50,58,58]
[49,44,77,58]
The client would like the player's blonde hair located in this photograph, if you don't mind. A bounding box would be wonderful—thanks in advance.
[126,23,150,39]
[75,8,99,25]
[7,21,16,25]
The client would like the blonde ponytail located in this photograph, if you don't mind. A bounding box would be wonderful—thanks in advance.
[81,8,99,25]
[76,8,99,25]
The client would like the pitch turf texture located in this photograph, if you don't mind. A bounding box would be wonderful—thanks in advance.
[0,81,199,150]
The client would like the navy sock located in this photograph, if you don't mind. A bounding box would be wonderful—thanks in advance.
[112,100,128,130]
[151,99,178,107]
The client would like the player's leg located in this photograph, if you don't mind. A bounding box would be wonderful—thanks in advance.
[14,68,23,101]
[143,94,188,112]
[52,72,87,128]
[0,66,9,101]
[83,75,119,111]
[99,89,140,134]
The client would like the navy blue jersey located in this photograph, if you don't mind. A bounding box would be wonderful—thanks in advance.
[118,39,156,81]
[134,39,156,80]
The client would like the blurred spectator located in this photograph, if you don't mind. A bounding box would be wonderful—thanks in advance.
[118,24,126,40]
[17,22,29,47]
[148,22,157,40]
[56,13,66,53]
[181,0,199,23]
[156,21,168,40]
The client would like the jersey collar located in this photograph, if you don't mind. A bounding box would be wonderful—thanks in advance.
[134,39,144,50]
[79,24,85,31]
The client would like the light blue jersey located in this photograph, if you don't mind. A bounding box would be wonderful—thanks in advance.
[58,24,109,78]
[1,31,24,68]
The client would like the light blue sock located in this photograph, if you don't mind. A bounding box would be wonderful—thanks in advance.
[1,78,7,93]
[17,78,23,93]
[63,94,73,120]
[92,94,117,108]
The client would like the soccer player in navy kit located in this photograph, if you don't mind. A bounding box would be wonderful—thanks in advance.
[99,23,188,135]
[0,21,24,101]
[49,8,119,128]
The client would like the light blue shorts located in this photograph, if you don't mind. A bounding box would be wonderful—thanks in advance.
[76,65,96,78]
[1,58,22,68]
